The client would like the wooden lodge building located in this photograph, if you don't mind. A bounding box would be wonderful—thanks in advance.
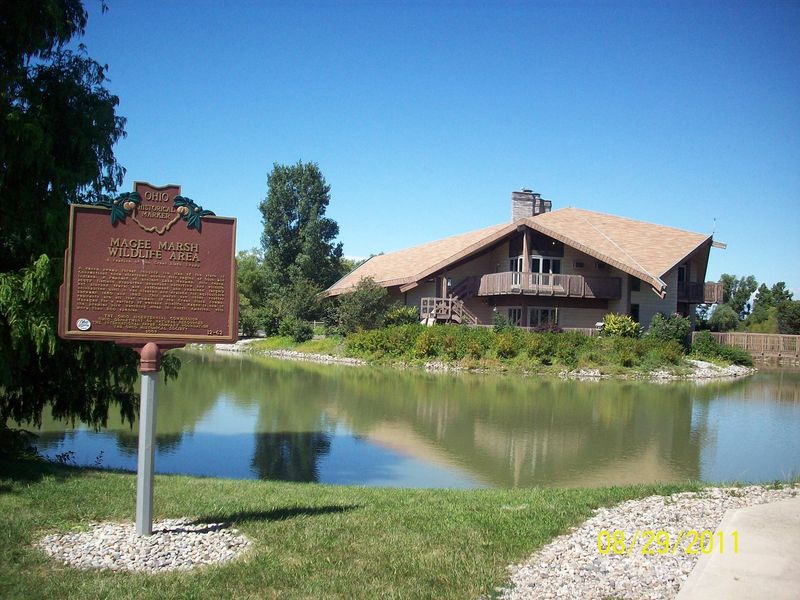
[323,190,725,330]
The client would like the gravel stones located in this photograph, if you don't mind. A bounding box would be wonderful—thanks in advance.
[37,518,250,572]
[501,485,798,600]
[213,341,366,367]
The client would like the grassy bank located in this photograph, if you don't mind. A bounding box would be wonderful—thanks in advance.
[245,324,752,375]
[0,457,704,599]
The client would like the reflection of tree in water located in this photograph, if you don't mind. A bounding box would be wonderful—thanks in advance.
[250,431,331,482]
[151,352,336,482]
[112,432,183,456]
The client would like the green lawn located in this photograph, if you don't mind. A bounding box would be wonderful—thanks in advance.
[247,335,344,355]
[0,457,704,599]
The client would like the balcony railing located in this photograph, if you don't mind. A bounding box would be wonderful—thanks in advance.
[678,281,724,304]
[477,272,621,300]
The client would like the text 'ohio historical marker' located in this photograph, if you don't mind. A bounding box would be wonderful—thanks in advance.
[58,181,238,537]
[58,182,237,344]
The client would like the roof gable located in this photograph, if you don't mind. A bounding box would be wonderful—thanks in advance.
[523,208,711,292]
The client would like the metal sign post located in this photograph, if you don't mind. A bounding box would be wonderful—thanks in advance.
[57,181,238,538]
[135,343,160,536]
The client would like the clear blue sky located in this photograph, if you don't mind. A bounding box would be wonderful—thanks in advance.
[79,1,799,293]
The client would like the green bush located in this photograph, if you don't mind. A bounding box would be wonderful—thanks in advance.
[239,299,261,337]
[492,312,513,332]
[239,300,281,337]
[718,344,753,366]
[414,329,438,358]
[346,324,424,359]
[647,313,692,350]
[601,313,641,338]
[344,321,698,371]
[708,304,740,332]
[690,331,719,358]
[385,305,420,326]
[777,300,800,334]
[466,338,484,359]
[330,277,391,334]
[525,332,558,365]
[254,302,282,337]
[658,340,684,365]
[495,331,518,358]
[553,331,590,367]
[278,316,313,343]
[690,331,753,366]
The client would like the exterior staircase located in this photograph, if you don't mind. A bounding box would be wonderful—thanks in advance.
[420,297,479,326]
[449,275,481,302]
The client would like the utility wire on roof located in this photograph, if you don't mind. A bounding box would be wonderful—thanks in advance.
[575,212,663,288]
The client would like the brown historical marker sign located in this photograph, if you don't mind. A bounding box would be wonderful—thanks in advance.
[58,182,238,344]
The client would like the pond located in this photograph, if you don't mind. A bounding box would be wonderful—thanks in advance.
[32,351,800,488]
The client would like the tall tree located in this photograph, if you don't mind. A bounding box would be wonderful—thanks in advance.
[719,274,758,319]
[776,300,800,335]
[0,0,175,429]
[768,282,793,305]
[259,161,343,290]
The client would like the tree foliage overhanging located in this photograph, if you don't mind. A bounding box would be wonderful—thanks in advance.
[0,0,177,429]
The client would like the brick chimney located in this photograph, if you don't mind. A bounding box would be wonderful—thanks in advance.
[512,189,551,221]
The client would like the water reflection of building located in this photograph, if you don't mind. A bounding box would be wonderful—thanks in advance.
[329,372,719,487]
[29,352,794,487]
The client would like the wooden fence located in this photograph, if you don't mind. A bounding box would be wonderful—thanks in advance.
[693,332,800,358]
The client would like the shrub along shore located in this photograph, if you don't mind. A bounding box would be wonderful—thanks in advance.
[240,322,753,378]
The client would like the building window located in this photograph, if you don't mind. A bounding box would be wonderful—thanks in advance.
[630,276,640,292]
[529,307,558,327]
[574,260,585,269]
[678,263,688,283]
[530,256,561,274]
[596,261,606,270]
[529,231,564,257]
[509,256,523,286]
[631,304,640,323]
[507,307,522,326]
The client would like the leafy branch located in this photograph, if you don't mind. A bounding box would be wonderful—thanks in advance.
[98,192,141,225]
[173,196,215,232]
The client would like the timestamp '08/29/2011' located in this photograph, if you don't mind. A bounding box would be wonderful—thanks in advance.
[596,529,739,556]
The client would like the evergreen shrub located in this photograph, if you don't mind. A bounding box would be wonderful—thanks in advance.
[690,331,753,366]
[647,313,692,350]
[278,316,313,343]
[385,305,420,326]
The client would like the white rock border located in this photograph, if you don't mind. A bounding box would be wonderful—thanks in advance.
[37,518,251,573]
[500,485,799,600]
[206,340,756,381]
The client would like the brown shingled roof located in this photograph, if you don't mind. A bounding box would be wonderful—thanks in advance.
[323,222,513,296]
[524,208,711,293]
[324,207,712,296]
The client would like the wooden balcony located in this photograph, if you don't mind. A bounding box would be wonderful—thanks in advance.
[477,272,621,300]
[678,281,724,304]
